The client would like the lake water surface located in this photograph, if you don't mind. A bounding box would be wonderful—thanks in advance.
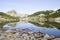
[3,22,60,38]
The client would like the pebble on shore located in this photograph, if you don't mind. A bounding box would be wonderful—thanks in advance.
[0,29,59,40]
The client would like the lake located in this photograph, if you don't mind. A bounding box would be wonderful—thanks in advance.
[2,21,60,38]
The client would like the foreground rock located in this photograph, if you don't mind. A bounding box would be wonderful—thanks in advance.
[0,28,60,40]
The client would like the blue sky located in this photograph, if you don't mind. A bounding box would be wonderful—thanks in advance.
[0,0,60,14]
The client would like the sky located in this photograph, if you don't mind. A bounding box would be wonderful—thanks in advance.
[0,0,60,14]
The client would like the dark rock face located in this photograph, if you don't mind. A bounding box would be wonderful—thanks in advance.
[0,28,57,40]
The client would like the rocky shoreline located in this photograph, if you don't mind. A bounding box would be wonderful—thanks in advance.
[0,28,60,40]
